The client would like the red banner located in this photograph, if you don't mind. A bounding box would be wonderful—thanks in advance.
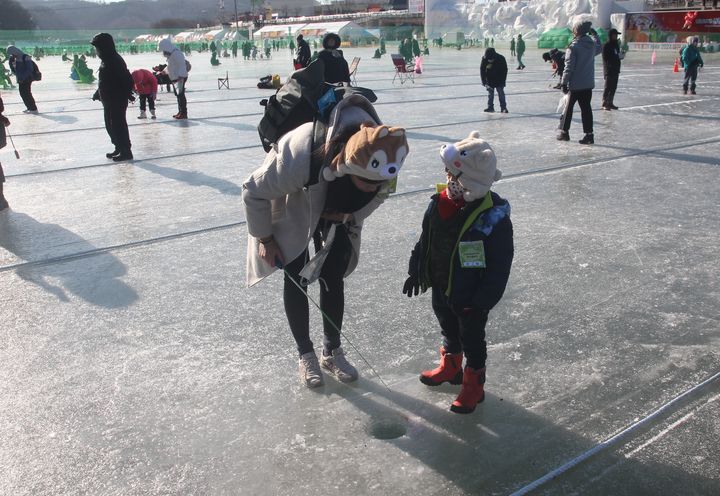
[625,10,720,42]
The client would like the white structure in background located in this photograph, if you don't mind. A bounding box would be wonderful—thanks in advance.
[253,20,376,43]
[253,23,307,40]
[426,0,644,41]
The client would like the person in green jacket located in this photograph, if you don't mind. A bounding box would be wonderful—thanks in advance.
[515,34,526,69]
[681,36,704,95]
[509,37,515,57]
[210,49,221,66]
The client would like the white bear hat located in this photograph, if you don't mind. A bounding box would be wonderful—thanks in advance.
[440,130,502,202]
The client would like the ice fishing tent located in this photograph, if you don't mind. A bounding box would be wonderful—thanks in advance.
[442,30,465,46]
[253,24,307,40]
[537,28,573,49]
[537,26,608,49]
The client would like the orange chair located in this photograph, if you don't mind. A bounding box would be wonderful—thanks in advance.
[391,54,414,85]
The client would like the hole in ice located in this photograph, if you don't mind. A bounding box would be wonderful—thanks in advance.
[366,413,408,440]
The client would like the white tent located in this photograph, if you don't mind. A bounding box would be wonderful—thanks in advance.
[253,24,307,40]
[204,28,227,41]
[173,31,201,43]
[297,21,377,41]
[222,30,246,41]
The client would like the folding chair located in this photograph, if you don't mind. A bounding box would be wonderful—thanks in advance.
[217,71,229,90]
[391,54,414,85]
[348,57,360,85]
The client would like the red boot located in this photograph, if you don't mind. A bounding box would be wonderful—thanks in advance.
[450,366,486,414]
[419,347,463,386]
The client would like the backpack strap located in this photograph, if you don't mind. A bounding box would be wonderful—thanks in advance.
[305,119,328,188]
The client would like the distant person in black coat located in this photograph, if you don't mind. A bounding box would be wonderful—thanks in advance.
[91,33,135,161]
[601,28,624,110]
[480,48,508,113]
[296,34,311,68]
[317,33,350,84]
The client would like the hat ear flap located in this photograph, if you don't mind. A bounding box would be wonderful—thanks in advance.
[322,152,344,182]
[468,130,482,139]
[323,166,338,181]
[374,126,389,139]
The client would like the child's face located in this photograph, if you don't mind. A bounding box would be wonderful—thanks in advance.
[445,168,460,182]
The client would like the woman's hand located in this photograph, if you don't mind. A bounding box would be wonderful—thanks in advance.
[1,115,10,127]
[258,236,285,268]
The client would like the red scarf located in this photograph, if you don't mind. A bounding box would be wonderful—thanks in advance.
[437,188,466,220]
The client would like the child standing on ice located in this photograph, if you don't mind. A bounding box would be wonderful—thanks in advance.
[404,131,514,414]
[131,69,158,119]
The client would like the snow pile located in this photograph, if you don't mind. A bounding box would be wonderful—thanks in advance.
[469,0,600,39]
[426,0,601,40]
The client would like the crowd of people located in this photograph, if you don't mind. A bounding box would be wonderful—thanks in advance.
[0,28,712,414]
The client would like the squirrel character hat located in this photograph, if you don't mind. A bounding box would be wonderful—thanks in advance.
[440,130,502,202]
[323,123,408,183]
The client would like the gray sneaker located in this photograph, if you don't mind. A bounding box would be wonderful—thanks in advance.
[299,351,323,388]
[320,347,358,383]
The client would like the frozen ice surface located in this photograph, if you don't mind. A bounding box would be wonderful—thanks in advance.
[1,46,720,495]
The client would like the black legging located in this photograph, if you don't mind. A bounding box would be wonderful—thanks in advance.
[19,80,37,111]
[283,224,352,356]
[602,72,619,107]
[174,77,187,114]
[103,99,131,152]
[559,88,594,134]
[431,287,490,370]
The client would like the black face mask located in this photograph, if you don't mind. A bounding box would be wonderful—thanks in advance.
[324,175,378,214]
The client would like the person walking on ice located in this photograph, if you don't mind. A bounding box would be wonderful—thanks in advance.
[601,28,624,110]
[515,34,526,70]
[480,47,508,113]
[681,36,704,95]
[91,33,135,162]
[6,46,39,113]
[557,21,602,145]
[242,96,409,388]
[158,38,189,119]
[403,131,514,414]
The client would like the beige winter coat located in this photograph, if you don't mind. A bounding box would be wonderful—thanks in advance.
[242,95,388,286]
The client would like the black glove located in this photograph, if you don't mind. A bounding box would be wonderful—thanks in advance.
[562,84,569,94]
[128,94,136,103]
[402,276,420,297]
[91,90,99,101]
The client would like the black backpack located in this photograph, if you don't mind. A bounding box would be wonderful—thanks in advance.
[257,59,377,184]
[31,60,42,81]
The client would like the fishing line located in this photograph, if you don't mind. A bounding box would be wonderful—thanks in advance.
[277,260,391,391]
